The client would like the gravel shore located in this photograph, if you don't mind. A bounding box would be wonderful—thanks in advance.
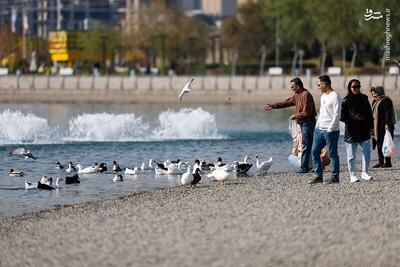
[1,160,400,267]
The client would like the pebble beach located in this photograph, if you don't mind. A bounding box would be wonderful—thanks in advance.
[1,160,400,266]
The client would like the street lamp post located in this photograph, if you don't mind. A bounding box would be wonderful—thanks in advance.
[100,35,108,74]
[209,33,218,64]
[188,36,196,74]
[159,32,166,75]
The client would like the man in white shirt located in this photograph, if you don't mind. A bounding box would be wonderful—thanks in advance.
[309,75,342,184]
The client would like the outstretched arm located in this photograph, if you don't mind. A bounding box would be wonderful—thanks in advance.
[264,96,295,111]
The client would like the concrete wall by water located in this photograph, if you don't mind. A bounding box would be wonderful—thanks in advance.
[0,75,399,107]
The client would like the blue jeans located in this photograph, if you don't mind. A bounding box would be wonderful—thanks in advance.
[312,129,340,181]
[345,139,371,175]
[299,118,316,171]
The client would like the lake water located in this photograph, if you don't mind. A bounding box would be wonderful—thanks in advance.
[0,103,398,218]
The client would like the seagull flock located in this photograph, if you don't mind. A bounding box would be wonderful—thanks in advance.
[8,148,273,190]
[7,78,273,191]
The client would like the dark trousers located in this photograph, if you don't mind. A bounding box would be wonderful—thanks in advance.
[300,118,316,172]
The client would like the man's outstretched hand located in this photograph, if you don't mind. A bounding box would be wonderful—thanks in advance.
[264,104,273,111]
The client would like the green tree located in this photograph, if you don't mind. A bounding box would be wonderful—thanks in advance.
[0,24,20,68]
[221,1,274,64]
[78,23,121,63]
[123,0,209,74]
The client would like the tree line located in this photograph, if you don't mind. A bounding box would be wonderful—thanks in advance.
[0,0,398,75]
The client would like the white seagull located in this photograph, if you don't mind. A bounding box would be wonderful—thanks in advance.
[125,167,139,175]
[179,78,194,103]
[181,166,194,186]
[77,164,97,174]
[255,155,273,172]
[207,167,229,185]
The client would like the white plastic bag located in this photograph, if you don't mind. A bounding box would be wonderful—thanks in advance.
[288,119,299,139]
[382,129,397,157]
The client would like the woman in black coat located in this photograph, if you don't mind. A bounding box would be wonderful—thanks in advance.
[340,79,374,182]
[370,86,396,168]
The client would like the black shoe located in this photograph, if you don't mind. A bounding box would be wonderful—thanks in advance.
[324,179,339,184]
[382,163,392,168]
[297,168,312,174]
[297,170,308,174]
[308,177,323,184]
[372,163,383,168]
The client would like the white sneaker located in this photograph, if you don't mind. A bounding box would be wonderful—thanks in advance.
[350,175,360,183]
[361,172,372,181]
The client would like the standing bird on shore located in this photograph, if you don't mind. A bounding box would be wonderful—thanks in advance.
[255,155,273,172]
[179,78,194,103]
[181,166,193,186]
[9,169,24,177]
[233,155,253,174]
[181,166,201,186]
[193,159,201,173]
[216,157,226,167]
[191,167,201,186]
[214,159,234,172]
[207,166,229,185]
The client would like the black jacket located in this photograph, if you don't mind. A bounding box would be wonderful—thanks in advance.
[372,96,396,147]
[340,93,373,143]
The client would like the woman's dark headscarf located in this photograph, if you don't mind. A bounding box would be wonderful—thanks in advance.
[346,79,362,100]
[370,86,385,96]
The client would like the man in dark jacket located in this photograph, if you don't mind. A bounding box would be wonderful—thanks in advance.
[264,77,317,173]
[340,79,373,183]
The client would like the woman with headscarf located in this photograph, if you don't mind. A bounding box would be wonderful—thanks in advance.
[370,86,396,168]
[340,79,374,183]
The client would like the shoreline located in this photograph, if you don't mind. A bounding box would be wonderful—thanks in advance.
[1,160,400,266]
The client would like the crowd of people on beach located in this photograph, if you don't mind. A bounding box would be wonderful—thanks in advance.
[264,75,396,184]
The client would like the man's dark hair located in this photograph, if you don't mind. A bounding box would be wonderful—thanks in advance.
[318,75,331,85]
[290,77,303,88]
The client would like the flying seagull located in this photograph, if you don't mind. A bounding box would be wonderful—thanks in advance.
[179,78,194,103]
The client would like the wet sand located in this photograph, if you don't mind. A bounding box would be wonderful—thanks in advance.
[1,161,400,266]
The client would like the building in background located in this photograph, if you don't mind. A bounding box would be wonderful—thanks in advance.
[237,0,257,8]
[201,0,236,19]
[0,0,124,38]
[0,0,242,38]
